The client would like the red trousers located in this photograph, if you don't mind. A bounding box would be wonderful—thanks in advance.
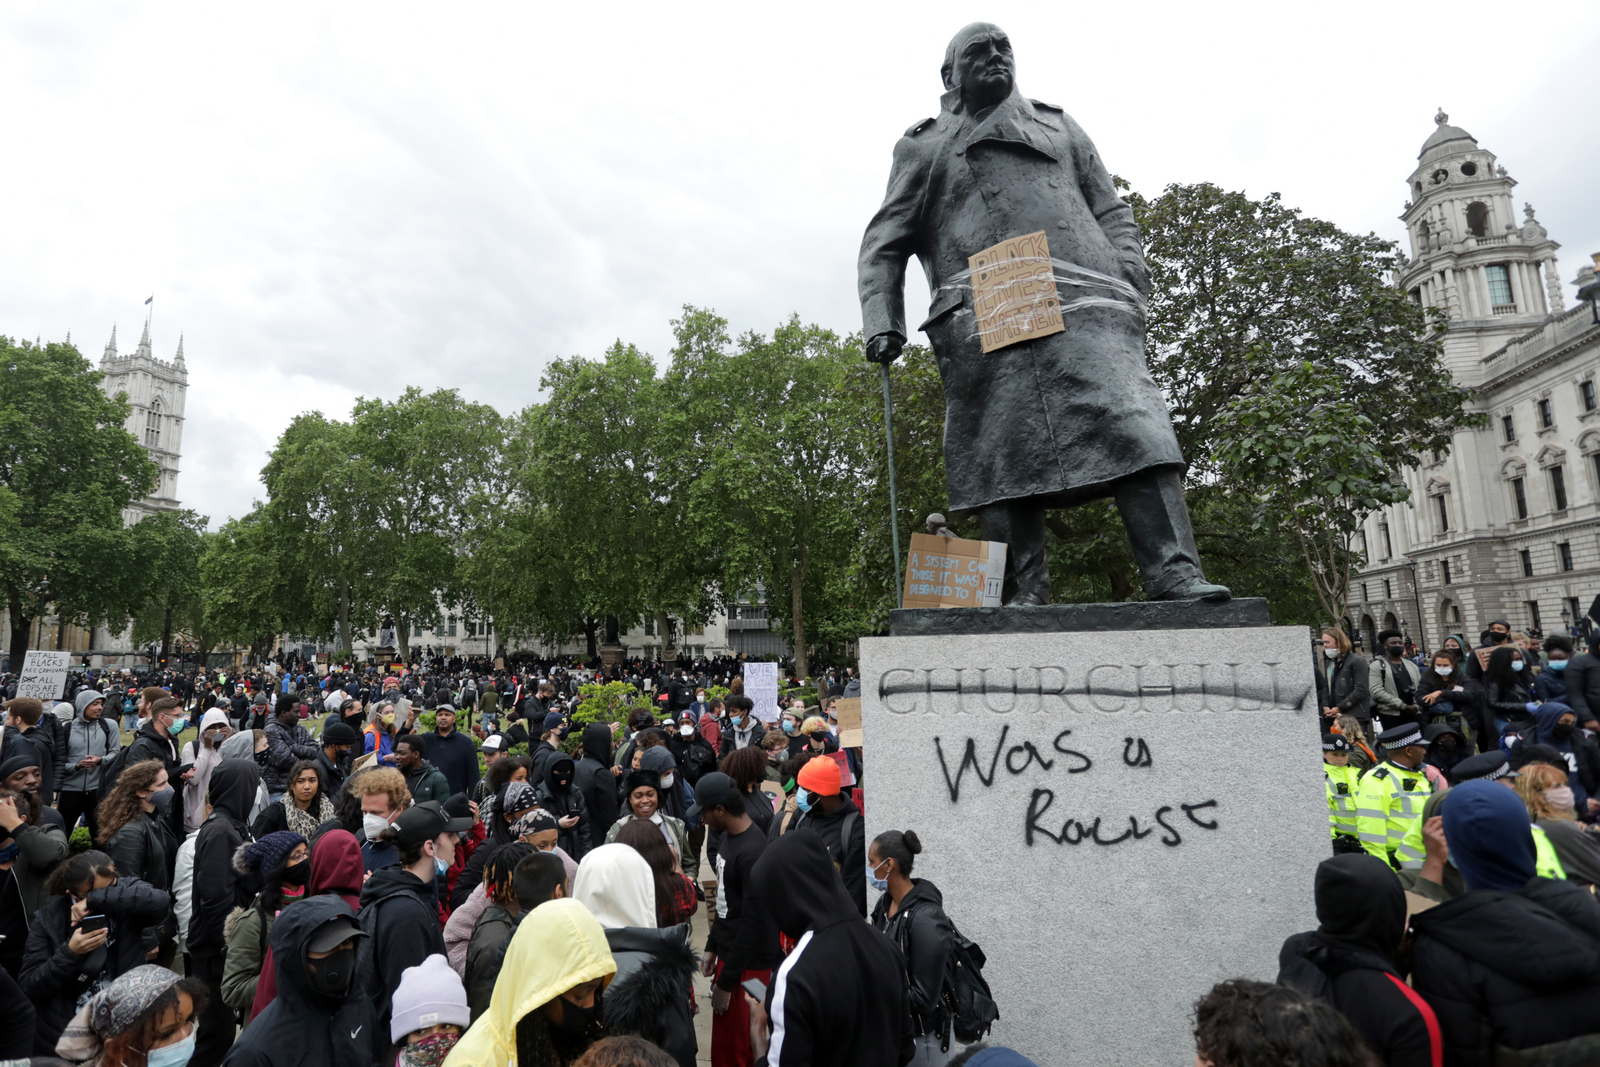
[710,960,772,1067]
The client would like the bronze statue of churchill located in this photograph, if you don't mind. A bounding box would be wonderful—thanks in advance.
[859,22,1230,607]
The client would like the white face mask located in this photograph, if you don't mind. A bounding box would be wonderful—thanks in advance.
[1324,648,1340,659]
[661,772,676,789]
[362,812,391,840]
[1511,660,1525,672]
[1436,665,1453,677]
[679,725,693,738]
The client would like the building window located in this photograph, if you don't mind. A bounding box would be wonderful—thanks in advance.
[1434,494,1450,533]
[1520,549,1533,577]
[1380,524,1393,558]
[1512,477,1528,519]
[644,616,655,636]
[1551,465,1568,511]
[1361,582,1369,602]
[144,403,161,449]
[1539,399,1554,429]
[447,616,457,637]
[1466,202,1489,237]
[1503,415,1516,443]
[1451,605,1462,624]
[1569,597,1583,630]
[1442,559,1452,585]
[1383,579,1392,599]
[1583,381,1597,412]
[1486,265,1514,312]
[413,623,424,638]
[465,620,476,637]
[1594,452,1600,490]
[1559,542,1574,571]
[1527,601,1543,632]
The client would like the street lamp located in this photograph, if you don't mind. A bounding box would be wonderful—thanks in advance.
[1562,606,1572,636]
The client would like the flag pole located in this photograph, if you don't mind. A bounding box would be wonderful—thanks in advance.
[879,362,903,606]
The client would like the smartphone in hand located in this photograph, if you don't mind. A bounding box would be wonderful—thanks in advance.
[741,977,768,1004]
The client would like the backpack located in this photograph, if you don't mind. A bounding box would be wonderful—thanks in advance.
[97,740,140,794]
[893,902,999,1045]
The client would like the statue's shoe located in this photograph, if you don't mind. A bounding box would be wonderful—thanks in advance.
[1004,592,1050,607]
[1153,579,1232,603]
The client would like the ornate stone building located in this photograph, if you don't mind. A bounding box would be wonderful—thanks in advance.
[98,322,187,523]
[1348,112,1600,651]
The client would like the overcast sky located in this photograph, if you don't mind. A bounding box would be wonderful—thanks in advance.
[2,1,1596,529]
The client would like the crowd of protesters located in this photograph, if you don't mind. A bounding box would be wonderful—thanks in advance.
[0,614,1596,1067]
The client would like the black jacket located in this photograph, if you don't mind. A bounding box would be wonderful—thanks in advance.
[1564,652,1600,727]
[1315,651,1371,719]
[1411,876,1600,1065]
[357,865,445,1033]
[19,719,64,803]
[103,810,177,895]
[752,830,914,1067]
[122,722,180,778]
[536,757,593,860]
[1276,854,1438,1067]
[603,923,698,1067]
[188,759,262,958]
[223,895,380,1067]
[870,880,954,1034]
[793,796,867,917]
[665,731,718,786]
[20,876,170,1054]
[464,902,517,1021]
[575,724,619,843]
[1483,678,1534,728]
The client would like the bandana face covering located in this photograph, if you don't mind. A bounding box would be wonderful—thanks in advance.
[398,1031,458,1067]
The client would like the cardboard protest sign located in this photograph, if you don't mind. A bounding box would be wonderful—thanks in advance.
[743,661,781,723]
[902,532,1006,609]
[834,697,862,748]
[970,230,1064,354]
[16,650,71,702]
[1473,646,1494,672]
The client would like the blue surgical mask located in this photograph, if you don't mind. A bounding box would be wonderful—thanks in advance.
[147,1027,197,1067]
[781,721,796,735]
[435,856,448,876]
[169,717,188,733]
[867,859,889,892]
[1511,660,1525,672]
[796,790,814,814]
[1551,660,1568,672]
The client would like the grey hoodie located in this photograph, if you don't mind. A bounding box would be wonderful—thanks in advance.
[56,689,120,793]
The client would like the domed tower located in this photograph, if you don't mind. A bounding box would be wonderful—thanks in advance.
[1397,109,1564,383]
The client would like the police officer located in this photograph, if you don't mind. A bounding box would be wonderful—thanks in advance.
[1323,734,1360,845]
[1356,724,1435,868]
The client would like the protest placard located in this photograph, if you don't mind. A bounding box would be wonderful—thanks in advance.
[970,230,1064,354]
[742,661,781,723]
[901,532,1006,609]
[833,696,862,747]
[16,650,71,702]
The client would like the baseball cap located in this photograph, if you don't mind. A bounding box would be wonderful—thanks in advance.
[307,914,367,953]
[391,801,473,848]
[481,734,505,753]
[690,772,744,818]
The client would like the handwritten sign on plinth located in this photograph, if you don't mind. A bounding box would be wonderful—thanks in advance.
[970,230,1064,354]
[901,532,1006,609]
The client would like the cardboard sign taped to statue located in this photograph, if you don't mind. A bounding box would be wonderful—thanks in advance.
[902,532,1006,609]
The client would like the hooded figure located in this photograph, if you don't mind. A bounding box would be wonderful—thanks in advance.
[443,897,616,1067]
[224,895,379,1067]
[56,688,120,804]
[573,844,697,1067]
[190,758,263,1067]
[573,723,619,843]
[1277,854,1441,1066]
[181,709,233,834]
[536,756,592,861]
[251,828,366,1020]
[751,830,914,1067]
[1411,779,1600,1062]
[1514,701,1600,808]
[1421,721,1469,783]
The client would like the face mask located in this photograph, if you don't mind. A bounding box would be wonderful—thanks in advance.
[363,813,391,840]
[867,860,889,892]
[679,725,693,738]
[435,856,448,876]
[147,1027,197,1067]
[282,859,310,886]
[781,721,796,735]
[151,786,175,808]
[1324,648,1339,659]
[1546,785,1576,810]
[382,712,395,726]
[306,946,356,1000]
[1511,660,1525,672]
[1436,665,1453,677]
[1553,722,1575,741]
[731,715,744,727]
[169,717,188,733]
[660,772,675,789]
[398,1031,459,1067]
[553,996,598,1037]
[796,790,815,814]
[1551,660,1568,672]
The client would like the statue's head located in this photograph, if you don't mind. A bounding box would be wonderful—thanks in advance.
[941,22,1013,108]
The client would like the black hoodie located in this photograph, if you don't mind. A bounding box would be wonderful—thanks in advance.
[1412,875,1600,1064]
[575,722,619,840]
[189,758,262,958]
[1277,855,1439,1067]
[753,830,913,1067]
[356,863,445,1036]
[793,794,867,917]
[602,923,699,1067]
[224,895,380,1067]
[536,756,592,860]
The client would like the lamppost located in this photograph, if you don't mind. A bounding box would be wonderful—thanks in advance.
[1562,606,1572,637]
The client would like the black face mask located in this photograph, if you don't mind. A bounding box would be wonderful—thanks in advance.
[282,860,311,886]
[1553,723,1575,741]
[552,995,598,1037]
[554,775,572,790]
[306,946,356,1000]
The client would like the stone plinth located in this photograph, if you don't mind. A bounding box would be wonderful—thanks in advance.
[860,624,1325,1066]
[889,597,1269,637]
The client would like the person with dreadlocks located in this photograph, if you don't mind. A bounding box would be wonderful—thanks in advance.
[451,780,539,911]
[463,842,533,1019]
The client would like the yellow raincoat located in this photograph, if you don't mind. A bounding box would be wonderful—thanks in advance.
[443,897,617,1067]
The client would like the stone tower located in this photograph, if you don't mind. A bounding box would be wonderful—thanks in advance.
[98,320,187,524]
[1396,109,1564,384]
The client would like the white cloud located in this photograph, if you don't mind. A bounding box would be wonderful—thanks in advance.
[2,0,1596,527]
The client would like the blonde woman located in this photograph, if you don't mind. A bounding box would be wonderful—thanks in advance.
[1516,762,1600,886]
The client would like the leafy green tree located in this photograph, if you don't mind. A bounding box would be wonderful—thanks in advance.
[201,508,303,663]
[0,338,158,669]
[672,310,868,680]
[128,509,208,664]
